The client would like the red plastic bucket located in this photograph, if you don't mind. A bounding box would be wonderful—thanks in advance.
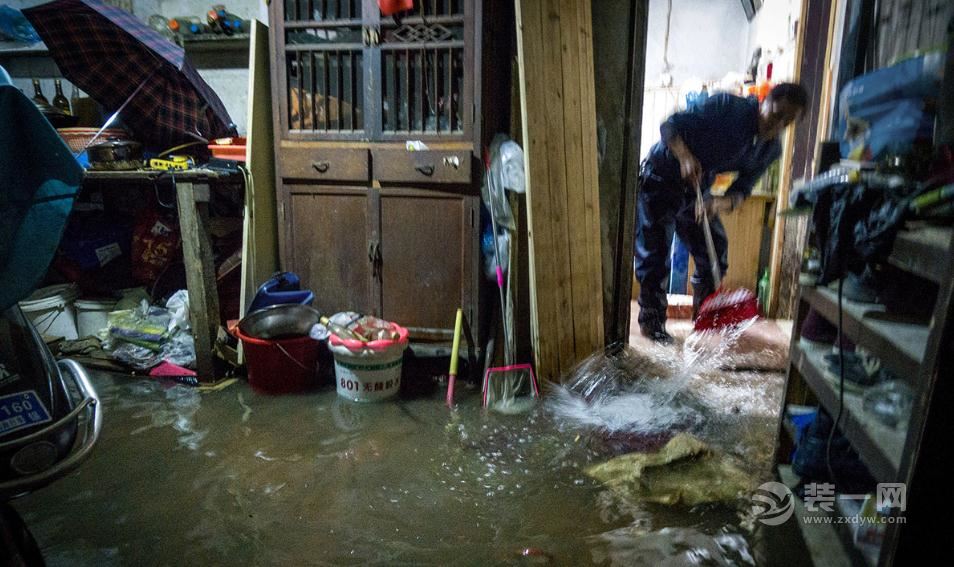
[234,327,319,394]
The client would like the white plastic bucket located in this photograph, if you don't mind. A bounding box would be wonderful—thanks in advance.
[75,298,118,338]
[18,284,80,340]
[328,328,408,402]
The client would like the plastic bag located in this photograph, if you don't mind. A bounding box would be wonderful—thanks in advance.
[107,306,170,350]
[161,332,195,369]
[481,226,510,281]
[0,6,40,43]
[837,53,944,160]
[862,380,914,428]
[481,135,526,231]
[165,289,190,333]
[131,207,181,285]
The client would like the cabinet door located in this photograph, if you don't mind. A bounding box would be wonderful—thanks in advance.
[275,0,372,141]
[284,184,373,315]
[377,188,478,339]
[375,0,473,142]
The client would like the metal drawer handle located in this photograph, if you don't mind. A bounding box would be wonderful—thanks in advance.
[312,161,330,173]
[443,156,461,169]
[415,164,435,176]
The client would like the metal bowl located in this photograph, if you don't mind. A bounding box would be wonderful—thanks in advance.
[238,304,322,340]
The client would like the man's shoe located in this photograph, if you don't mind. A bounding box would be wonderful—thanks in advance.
[639,322,674,344]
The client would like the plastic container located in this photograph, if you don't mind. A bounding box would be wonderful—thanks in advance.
[74,298,117,338]
[208,137,247,161]
[18,284,80,340]
[234,326,321,394]
[56,127,129,153]
[247,272,314,314]
[235,305,323,394]
[328,324,409,402]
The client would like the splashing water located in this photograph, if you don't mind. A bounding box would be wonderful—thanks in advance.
[548,318,758,441]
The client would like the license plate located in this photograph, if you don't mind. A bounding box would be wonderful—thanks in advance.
[0,391,52,437]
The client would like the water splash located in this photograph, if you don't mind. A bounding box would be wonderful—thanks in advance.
[548,319,757,441]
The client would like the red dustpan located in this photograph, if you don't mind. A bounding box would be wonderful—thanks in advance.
[692,182,759,332]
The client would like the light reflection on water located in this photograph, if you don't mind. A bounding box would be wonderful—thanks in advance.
[14,328,784,566]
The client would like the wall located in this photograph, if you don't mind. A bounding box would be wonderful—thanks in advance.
[640,0,750,160]
[2,0,267,135]
[746,0,801,82]
[644,0,750,88]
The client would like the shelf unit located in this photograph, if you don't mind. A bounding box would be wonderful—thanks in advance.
[775,220,954,566]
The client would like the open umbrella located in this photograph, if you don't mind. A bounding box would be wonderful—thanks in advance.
[22,0,235,150]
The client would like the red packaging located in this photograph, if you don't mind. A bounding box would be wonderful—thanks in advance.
[131,208,181,285]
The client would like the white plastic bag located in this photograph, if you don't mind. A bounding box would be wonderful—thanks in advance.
[165,290,191,333]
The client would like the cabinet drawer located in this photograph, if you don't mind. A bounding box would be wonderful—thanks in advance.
[371,149,472,185]
[280,147,369,182]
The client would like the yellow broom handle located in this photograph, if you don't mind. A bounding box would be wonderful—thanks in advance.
[449,308,463,375]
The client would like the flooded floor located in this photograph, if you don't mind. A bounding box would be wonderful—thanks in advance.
[13,330,809,566]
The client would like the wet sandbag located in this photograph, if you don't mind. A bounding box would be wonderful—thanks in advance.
[584,433,756,506]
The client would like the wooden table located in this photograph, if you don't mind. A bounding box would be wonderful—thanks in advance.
[82,168,242,382]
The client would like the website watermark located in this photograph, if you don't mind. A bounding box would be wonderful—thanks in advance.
[751,481,908,526]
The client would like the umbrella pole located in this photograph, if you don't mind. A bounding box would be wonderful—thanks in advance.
[79,70,156,154]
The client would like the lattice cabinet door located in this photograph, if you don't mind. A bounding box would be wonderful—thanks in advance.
[277,0,373,140]
[375,0,474,142]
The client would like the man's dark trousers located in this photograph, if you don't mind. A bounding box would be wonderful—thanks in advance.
[635,176,729,329]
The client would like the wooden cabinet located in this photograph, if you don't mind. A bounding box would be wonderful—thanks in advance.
[271,0,506,343]
[270,0,498,340]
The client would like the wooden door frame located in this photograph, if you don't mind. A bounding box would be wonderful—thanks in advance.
[601,0,650,345]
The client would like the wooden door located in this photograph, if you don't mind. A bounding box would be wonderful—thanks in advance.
[283,184,373,315]
[376,187,478,339]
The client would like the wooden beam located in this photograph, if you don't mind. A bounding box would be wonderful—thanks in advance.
[766,0,812,318]
[176,182,221,382]
[516,0,604,382]
[240,21,280,319]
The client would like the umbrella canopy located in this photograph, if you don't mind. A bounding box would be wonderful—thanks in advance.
[0,66,83,311]
[23,0,235,150]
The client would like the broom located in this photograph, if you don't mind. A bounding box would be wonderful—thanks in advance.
[692,181,760,332]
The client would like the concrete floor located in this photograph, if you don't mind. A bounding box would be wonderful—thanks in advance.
[9,308,806,566]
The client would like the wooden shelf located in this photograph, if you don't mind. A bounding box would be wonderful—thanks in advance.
[778,465,863,567]
[778,465,870,567]
[888,225,953,284]
[181,34,250,53]
[802,286,929,383]
[792,339,908,483]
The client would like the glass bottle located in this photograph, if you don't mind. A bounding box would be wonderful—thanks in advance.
[52,79,71,114]
[32,79,49,106]
[320,316,368,342]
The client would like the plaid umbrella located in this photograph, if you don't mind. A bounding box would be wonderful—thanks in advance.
[22,0,235,149]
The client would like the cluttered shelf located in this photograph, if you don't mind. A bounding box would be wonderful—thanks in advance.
[83,168,239,182]
[791,339,907,483]
[0,34,248,58]
[801,286,928,383]
[888,225,954,284]
[777,465,870,567]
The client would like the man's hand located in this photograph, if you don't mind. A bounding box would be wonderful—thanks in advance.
[679,154,702,188]
[696,195,740,220]
[667,134,701,188]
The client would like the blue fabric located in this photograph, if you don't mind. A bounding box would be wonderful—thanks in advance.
[0,65,83,310]
[668,234,689,294]
[643,93,781,199]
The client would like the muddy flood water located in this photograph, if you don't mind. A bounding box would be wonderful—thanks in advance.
[13,340,807,566]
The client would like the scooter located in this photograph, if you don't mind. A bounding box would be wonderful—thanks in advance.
[0,305,102,566]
